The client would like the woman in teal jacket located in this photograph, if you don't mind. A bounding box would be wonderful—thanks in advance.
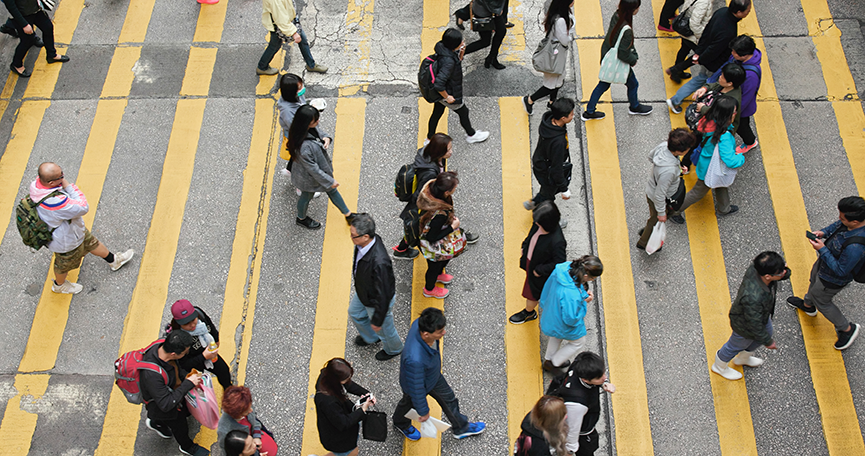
[670,95,745,224]
[539,256,604,372]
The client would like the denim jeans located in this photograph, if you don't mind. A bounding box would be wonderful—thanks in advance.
[717,319,772,362]
[392,374,469,434]
[297,187,349,219]
[586,68,640,113]
[258,26,316,70]
[348,294,403,355]
[670,65,709,105]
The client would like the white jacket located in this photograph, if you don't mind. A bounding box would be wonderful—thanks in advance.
[29,180,89,254]
[682,0,712,44]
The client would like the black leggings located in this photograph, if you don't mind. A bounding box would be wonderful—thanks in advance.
[428,102,475,138]
[425,259,450,291]
[658,0,685,27]
[464,14,507,60]
[737,116,756,146]
[529,86,560,104]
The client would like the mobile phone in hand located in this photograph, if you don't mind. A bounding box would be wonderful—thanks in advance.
[806,231,818,241]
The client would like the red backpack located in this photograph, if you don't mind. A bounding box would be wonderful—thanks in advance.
[114,339,168,404]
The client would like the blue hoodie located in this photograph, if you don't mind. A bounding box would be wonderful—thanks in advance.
[539,262,589,341]
[398,319,442,417]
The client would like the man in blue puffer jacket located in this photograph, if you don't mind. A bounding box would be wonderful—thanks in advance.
[392,307,486,441]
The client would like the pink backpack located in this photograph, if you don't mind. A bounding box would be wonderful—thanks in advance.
[114,339,168,404]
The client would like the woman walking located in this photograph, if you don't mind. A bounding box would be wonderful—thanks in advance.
[416,172,467,299]
[523,0,574,114]
[287,105,357,230]
[509,202,567,324]
[514,396,570,456]
[164,299,232,389]
[539,256,603,372]
[581,0,652,121]
[277,73,320,198]
[461,0,509,69]
[314,358,375,456]
[664,0,711,82]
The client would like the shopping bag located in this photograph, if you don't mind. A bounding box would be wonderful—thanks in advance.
[704,143,737,188]
[532,34,567,75]
[362,411,388,442]
[185,371,220,429]
[646,222,666,255]
[405,409,451,438]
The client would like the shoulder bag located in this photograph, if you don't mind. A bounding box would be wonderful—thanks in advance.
[532,21,568,75]
[470,0,495,32]
[672,0,695,36]
[703,142,737,188]
[419,211,467,261]
[598,25,631,84]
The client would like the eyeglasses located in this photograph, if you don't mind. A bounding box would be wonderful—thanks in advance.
[351,234,367,239]
[50,173,64,182]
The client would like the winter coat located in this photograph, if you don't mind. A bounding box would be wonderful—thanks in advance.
[3,0,39,27]
[416,180,456,244]
[815,220,865,287]
[431,41,464,104]
[681,0,712,44]
[728,265,783,346]
[694,123,743,182]
[314,373,370,453]
[29,180,89,254]
[515,412,556,456]
[645,142,683,217]
[398,319,443,417]
[140,343,196,421]
[539,262,589,341]
[217,409,264,449]
[709,51,762,118]
[164,306,220,374]
[261,0,298,37]
[599,12,637,66]
[277,94,308,137]
[520,224,567,299]
[473,0,505,17]
[694,7,741,72]
[353,235,396,326]
[531,111,571,194]
[290,129,336,193]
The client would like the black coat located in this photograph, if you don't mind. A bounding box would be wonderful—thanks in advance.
[2,0,39,27]
[694,7,740,72]
[531,111,571,193]
[165,306,220,373]
[515,412,553,456]
[520,224,567,298]
[431,42,464,104]
[400,147,442,220]
[140,343,195,421]
[353,235,396,327]
[314,374,370,453]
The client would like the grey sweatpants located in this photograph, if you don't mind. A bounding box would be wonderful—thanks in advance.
[804,260,850,331]
[675,179,731,215]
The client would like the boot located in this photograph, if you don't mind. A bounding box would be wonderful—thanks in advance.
[732,351,764,368]
[711,353,742,380]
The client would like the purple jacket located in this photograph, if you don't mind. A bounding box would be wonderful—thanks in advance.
[709,50,762,117]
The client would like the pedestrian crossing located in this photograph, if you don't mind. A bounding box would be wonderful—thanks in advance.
[0,0,862,454]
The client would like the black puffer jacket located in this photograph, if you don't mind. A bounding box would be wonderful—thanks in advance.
[400,147,443,219]
[353,235,396,326]
[531,111,571,193]
[515,412,554,456]
[728,265,789,346]
[431,41,464,104]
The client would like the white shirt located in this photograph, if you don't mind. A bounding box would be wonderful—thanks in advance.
[354,237,376,271]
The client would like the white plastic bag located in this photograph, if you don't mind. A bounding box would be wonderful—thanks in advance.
[704,143,738,188]
[646,222,666,255]
[419,420,437,438]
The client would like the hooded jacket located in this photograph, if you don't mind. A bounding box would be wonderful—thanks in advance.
[694,7,741,72]
[290,128,336,193]
[431,41,464,104]
[416,180,455,244]
[645,142,682,217]
[29,179,89,254]
[398,319,442,417]
[353,235,396,326]
[140,343,196,421]
[277,94,308,137]
[694,123,744,182]
[728,264,786,346]
[539,262,589,341]
[816,220,865,287]
[531,111,571,193]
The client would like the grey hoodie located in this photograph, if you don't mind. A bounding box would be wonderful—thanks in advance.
[645,142,682,217]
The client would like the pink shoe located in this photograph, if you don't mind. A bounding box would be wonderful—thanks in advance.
[198,0,218,4]
[735,140,758,154]
[657,24,673,32]
[436,273,454,284]
[423,286,449,299]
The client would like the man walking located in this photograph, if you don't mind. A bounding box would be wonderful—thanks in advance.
[523,97,575,229]
[554,351,616,455]
[712,251,790,381]
[665,0,751,113]
[258,0,327,75]
[2,0,69,78]
[141,331,210,456]
[348,214,403,361]
[788,196,865,350]
[28,162,134,294]
[393,307,485,441]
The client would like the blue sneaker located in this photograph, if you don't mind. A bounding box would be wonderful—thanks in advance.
[453,422,486,439]
[399,425,421,441]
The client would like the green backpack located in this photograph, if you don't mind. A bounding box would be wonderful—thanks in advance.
[16,191,61,250]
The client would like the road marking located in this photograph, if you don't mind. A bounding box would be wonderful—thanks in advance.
[499,0,526,62]
[194,0,229,43]
[339,0,375,96]
[575,6,653,453]
[256,48,286,95]
[499,97,540,453]
[119,0,157,43]
[0,374,50,455]
[298,97,366,456]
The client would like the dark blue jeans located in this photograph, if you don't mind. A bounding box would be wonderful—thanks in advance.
[258,26,316,70]
[392,374,469,434]
[586,68,640,113]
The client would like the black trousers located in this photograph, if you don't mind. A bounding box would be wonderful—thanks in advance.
[210,356,233,389]
[464,14,507,61]
[529,86,560,104]
[428,101,475,138]
[575,429,601,455]
[737,116,756,146]
[658,0,684,27]
[149,406,194,451]
[13,11,56,67]
[674,39,698,69]
[455,0,509,23]
[425,259,450,290]
[531,183,558,206]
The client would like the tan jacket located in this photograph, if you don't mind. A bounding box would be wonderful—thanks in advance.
[261,0,298,37]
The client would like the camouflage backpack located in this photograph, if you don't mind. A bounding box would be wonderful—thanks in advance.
[16,191,61,250]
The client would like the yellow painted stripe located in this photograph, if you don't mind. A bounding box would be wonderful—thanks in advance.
[499,0,525,62]
[0,374,50,456]
[22,47,66,100]
[101,47,142,98]
[119,0,157,43]
[299,98,365,456]
[499,97,540,453]
[1,71,17,99]
[256,48,286,96]
[575,14,653,455]
[53,0,84,44]
[338,0,375,96]
[193,0,229,43]
[180,47,219,97]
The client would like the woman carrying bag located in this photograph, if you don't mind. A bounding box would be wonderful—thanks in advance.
[314,358,375,456]
[218,386,278,455]
[581,0,652,121]
[461,0,509,69]
[523,0,574,114]
[665,0,711,83]
[416,172,467,299]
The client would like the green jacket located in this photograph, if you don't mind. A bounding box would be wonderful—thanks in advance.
[599,12,637,66]
[728,265,785,346]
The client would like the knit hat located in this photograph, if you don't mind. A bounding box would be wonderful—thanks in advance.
[171,299,198,325]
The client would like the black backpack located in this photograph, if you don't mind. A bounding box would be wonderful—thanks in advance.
[418,54,442,103]
[394,163,417,202]
[841,236,865,284]
[16,191,62,250]
[402,208,422,248]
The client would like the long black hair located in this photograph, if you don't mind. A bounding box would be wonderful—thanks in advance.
[287,105,320,159]
[609,0,641,46]
[702,95,737,144]
[317,358,354,403]
[279,73,303,102]
[544,0,573,34]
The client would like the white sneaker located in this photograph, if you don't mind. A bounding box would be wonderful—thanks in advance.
[666,98,682,114]
[466,130,490,144]
[295,188,322,198]
[711,353,743,380]
[732,351,764,367]
[52,280,83,294]
[109,249,134,271]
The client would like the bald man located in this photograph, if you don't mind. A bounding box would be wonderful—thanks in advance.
[29,163,134,294]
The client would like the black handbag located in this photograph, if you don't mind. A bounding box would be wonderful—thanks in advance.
[362,411,387,442]
[671,0,694,37]
[666,177,686,212]
[470,0,495,32]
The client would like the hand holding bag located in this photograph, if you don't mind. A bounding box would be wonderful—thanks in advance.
[419,211,467,261]
[646,222,666,255]
[703,142,738,188]
[598,25,631,84]
[185,371,220,429]
[532,32,568,75]
[470,0,495,32]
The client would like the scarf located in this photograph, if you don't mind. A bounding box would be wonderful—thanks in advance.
[185,319,215,369]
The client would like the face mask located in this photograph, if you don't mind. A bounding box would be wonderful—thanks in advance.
[297,87,306,97]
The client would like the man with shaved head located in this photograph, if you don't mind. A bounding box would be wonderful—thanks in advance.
[29,162,134,294]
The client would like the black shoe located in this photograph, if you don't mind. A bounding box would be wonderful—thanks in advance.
[33,35,43,48]
[542,360,566,374]
[484,56,505,70]
[505,21,515,28]
[375,349,399,361]
[296,217,322,230]
[581,111,605,121]
[345,212,358,225]
[628,104,653,116]
[179,444,209,456]
[522,95,533,115]
[786,296,817,317]
[636,243,645,250]
[509,309,538,325]
[464,231,480,244]
[719,205,739,216]
[835,323,860,350]
[679,71,691,80]
[355,335,379,347]
[9,63,31,78]
[670,214,685,224]
[393,247,419,260]
[668,68,682,84]
[46,54,70,63]
[146,418,172,439]
[0,23,17,38]
[455,14,465,30]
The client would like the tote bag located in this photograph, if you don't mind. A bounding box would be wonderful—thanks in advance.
[704,143,738,188]
[532,31,567,75]
[419,211,467,261]
[598,25,630,84]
